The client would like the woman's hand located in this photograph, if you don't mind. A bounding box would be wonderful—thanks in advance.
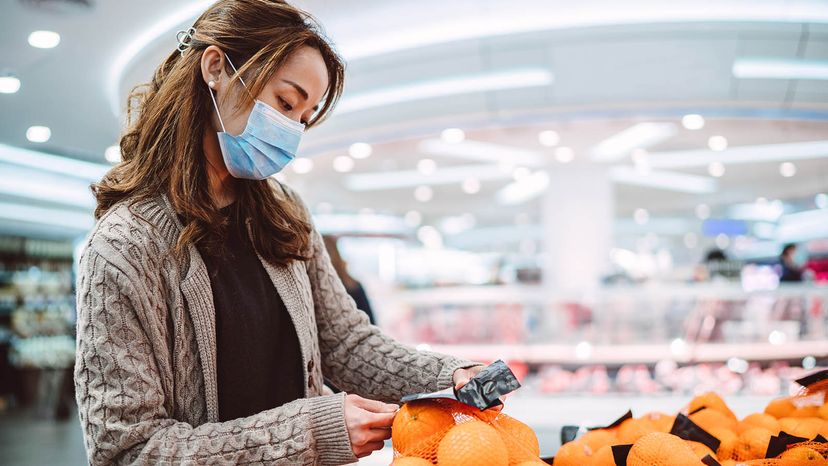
[452,365,486,390]
[343,394,399,458]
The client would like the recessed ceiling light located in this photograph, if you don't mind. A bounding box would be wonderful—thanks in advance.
[681,114,705,130]
[554,146,575,163]
[333,155,355,173]
[708,161,725,177]
[414,185,433,202]
[461,177,481,194]
[779,162,796,177]
[0,75,21,94]
[417,225,443,249]
[538,130,560,147]
[28,30,61,49]
[291,157,313,174]
[512,166,531,181]
[348,142,372,159]
[440,128,465,144]
[417,158,437,175]
[404,210,422,227]
[26,126,51,143]
[708,135,728,151]
[633,208,649,225]
[104,145,121,163]
[715,233,730,249]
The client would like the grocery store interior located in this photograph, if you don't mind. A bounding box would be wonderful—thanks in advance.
[1,0,827,465]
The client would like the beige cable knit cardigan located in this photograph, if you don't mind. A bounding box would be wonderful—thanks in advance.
[74,182,475,465]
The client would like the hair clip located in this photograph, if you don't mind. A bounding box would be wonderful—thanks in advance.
[176,27,197,55]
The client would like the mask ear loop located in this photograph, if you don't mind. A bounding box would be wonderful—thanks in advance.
[207,53,248,134]
[207,85,227,133]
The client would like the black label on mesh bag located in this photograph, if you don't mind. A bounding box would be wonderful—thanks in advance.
[701,454,721,466]
[589,410,633,431]
[670,413,721,453]
[795,368,828,388]
[560,425,581,445]
[400,360,521,410]
[611,444,632,465]
[765,431,809,458]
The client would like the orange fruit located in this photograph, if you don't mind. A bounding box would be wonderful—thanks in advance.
[392,400,455,459]
[579,429,618,452]
[627,432,700,466]
[554,440,594,466]
[437,419,508,466]
[779,445,825,461]
[819,403,828,420]
[687,440,717,460]
[591,445,616,466]
[491,414,540,465]
[719,460,738,466]
[644,412,675,432]
[513,462,546,466]
[617,417,657,444]
[779,417,825,439]
[789,406,822,418]
[691,407,739,432]
[765,398,796,418]
[738,413,780,434]
[708,427,738,461]
[391,458,433,466]
[688,392,737,421]
[734,427,774,460]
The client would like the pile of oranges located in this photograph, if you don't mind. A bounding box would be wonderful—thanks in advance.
[554,392,828,466]
[390,398,544,465]
[390,391,827,465]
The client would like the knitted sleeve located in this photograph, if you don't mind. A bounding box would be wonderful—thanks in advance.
[74,239,356,465]
[305,227,479,403]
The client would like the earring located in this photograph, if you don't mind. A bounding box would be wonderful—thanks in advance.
[208,80,216,89]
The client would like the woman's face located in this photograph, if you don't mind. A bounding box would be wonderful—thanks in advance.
[201,45,329,135]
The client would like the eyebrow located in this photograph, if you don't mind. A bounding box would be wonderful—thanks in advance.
[281,79,319,112]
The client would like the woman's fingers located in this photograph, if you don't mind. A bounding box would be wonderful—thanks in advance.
[365,409,397,428]
[354,440,387,458]
[351,395,398,413]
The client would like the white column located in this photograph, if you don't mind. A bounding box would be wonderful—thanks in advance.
[541,168,614,291]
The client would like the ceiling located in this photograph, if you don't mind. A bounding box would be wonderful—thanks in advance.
[1,0,827,248]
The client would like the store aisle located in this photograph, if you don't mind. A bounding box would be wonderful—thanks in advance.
[0,408,87,465]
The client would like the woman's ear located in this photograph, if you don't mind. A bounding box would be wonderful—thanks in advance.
[200,45,226,90]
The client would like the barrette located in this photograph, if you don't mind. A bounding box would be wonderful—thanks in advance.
[176,27,197,55]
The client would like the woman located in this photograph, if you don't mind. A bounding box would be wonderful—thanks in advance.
[323,235,376,325]
[74,1,482,464]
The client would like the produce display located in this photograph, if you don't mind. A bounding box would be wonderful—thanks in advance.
[390,370,828,465]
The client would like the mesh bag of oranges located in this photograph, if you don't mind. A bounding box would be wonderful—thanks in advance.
[391,360,545,465]
[391,398,545,465]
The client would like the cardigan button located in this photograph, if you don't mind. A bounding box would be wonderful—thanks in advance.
[307,359,314,371]
[307,374,314,388]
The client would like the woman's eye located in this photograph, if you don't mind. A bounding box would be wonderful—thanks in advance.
[279,97,293,111]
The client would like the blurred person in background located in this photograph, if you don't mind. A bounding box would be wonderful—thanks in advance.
[323,235,376,325]
[779,243,804,282]
[73,1,483,464]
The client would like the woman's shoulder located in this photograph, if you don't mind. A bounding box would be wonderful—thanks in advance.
[82,195,179,268]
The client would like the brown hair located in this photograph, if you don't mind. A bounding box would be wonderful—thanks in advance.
[322,235,358,290]
[92,0,345,265]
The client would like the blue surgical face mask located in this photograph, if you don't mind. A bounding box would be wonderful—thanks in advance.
[207,55,305,180]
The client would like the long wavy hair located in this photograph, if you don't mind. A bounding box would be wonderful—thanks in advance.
[92,0,345,265]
